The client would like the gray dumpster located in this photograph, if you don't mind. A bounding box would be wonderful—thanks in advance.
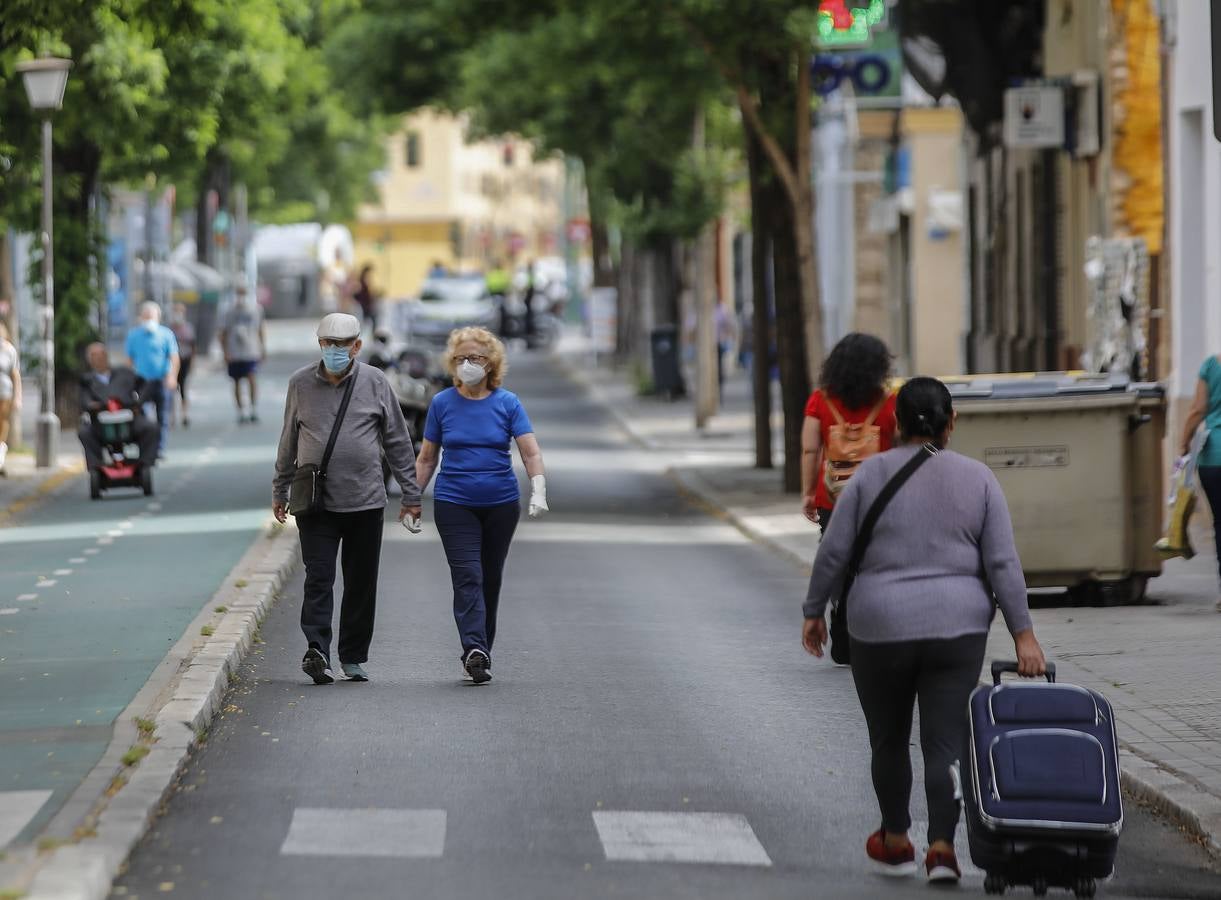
[943,372,1165,604]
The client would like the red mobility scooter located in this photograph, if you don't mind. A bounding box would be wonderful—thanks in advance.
[88,397,154,499]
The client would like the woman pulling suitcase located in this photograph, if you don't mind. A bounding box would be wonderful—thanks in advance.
[801,377,1046,884]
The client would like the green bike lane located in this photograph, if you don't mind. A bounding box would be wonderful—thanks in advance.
[0,350,306,848]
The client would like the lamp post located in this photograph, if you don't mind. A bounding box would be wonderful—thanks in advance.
[16,56,72,469]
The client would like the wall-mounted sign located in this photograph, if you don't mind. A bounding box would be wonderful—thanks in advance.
[1003,85,1066,148]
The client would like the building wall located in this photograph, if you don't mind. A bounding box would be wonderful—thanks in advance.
[907,107,966,376]
[351,109,565,299]
[1169,0,1221,421]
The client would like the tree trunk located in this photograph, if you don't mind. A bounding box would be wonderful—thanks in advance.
[745,131,773,470]
[769,189,810,493]
[792,53,824,384]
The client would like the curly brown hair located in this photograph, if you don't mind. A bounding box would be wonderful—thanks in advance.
[443,327,508,389]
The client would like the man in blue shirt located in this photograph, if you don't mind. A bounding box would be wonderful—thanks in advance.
[125,302,180,456]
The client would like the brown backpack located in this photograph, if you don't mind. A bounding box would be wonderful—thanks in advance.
[823,395,887,498]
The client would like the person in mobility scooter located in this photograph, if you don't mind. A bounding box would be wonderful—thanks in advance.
[78,342,158,499]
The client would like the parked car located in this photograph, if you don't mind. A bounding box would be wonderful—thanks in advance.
[399,276,498,348]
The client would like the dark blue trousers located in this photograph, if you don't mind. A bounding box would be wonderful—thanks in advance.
[434,500,519,657]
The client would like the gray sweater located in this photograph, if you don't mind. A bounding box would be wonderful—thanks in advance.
[273,361,422,511]
[804,445,1033,643]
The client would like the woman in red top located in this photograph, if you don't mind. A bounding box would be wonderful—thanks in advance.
[801,333,898,527]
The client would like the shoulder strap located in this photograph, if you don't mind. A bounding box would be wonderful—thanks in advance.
[845,445,936,584]
[823,395,846,425]
[319,366,358,476]
[863,394,889,427]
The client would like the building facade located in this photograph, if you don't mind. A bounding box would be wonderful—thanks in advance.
[350,109,565,299]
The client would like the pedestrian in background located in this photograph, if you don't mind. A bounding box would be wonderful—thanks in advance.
[801,333,898,528]
[168,303,196,429]
[220,287,266,424]
[273,313,422,685]
[1179,351,1221,612]
[802,377,1045,884]
[352,264,378,331]
[414,326,548,685]
[0,321,22,475]
[125,303,180,457]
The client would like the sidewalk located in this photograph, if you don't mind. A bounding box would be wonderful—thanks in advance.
[564,341,1221,857]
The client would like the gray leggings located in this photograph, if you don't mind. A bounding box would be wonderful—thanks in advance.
[850,633,987,844]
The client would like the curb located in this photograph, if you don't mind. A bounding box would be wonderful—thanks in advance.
[10,518,302,900]
[0,458,85,526]
[669,453,1221,861]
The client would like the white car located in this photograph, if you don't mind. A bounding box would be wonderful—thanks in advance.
[400,276,498,347]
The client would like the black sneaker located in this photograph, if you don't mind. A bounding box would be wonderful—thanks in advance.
[302,648,334,685]
[463,649,491,684]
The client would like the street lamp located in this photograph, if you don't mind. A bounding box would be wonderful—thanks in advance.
[16,56,72,469]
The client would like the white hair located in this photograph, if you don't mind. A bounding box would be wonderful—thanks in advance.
[140,302,162,320]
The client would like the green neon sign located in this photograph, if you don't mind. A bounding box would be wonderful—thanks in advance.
[816,0,888,48]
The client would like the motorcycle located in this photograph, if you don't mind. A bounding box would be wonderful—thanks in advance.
[493,290,559,351]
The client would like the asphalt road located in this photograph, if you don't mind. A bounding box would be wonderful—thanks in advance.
[113,350,1220,899]
[0,351,298,846]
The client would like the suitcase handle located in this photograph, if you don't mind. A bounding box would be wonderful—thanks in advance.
[991,660,1056,684]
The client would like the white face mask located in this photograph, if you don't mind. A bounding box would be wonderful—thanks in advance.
[143,318,159,331]
[457,360,486,386]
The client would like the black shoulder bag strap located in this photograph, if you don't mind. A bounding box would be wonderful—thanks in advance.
[319,366,358,479]
[830,443,936,664]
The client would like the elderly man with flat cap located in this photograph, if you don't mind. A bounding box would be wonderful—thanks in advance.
[273,312,423,684]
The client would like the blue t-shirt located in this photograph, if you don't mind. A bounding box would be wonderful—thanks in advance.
[1200,356,1221,467]
[125,324,179,380]
[425,387,534,506]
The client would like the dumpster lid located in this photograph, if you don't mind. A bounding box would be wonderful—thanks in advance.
[942,372,1164,400]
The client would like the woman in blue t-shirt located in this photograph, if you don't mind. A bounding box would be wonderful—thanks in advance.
[415,327,548,682]
[1180,353,1221,611]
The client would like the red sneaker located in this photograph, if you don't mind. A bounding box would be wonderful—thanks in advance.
[925,847,962,884]
[865,829,917,876]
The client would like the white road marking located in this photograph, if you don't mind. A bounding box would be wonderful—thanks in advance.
[97,538,113,545]
[53,569,72,576]
[69,558,86,564]
[908,819,984,879]
[0,608,19,615]
[592,811,772,866]
[0,790,53,847]
[17,594,37,602]
[118,521,134,530]
[106,530,123,537]
[35,580,56,588]
[280,808,446,859]
[83,548,100,555]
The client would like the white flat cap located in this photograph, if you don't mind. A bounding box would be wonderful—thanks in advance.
[316,313,361,340]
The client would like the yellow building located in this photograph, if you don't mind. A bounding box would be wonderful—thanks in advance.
[350,109,566,300]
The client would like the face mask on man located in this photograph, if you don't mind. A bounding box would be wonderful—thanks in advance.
[457,360,486,386]
[143,318,159,332]
[322,345,353,374]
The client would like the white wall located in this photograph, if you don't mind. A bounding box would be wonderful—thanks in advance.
[1169,0,1221,402]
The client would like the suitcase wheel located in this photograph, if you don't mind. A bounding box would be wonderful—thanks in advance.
[984,873,1007,895]
[1073,877,1097,898]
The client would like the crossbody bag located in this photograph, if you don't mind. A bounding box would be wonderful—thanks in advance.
[289,368,358,517]
[829,443,937,665]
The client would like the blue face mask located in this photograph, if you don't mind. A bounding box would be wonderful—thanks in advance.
[322,345,353,374]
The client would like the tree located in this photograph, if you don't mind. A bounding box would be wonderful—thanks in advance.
[671,1,824,491]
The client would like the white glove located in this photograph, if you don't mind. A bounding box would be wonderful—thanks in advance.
[528,474,549,518]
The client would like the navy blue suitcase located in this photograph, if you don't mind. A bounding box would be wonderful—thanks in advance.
[962,662,1122,898]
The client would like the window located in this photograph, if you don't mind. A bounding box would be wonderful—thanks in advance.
[405,132,421,168]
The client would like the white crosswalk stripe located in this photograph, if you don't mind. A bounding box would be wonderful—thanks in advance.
[0,790,53,848]
[279,808,446,859]
[592,811,772,866]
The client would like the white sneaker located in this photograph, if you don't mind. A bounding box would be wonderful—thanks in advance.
[0,441,7,471]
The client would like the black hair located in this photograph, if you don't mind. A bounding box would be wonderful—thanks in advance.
[896,377,954,447]
[818,332,893,409]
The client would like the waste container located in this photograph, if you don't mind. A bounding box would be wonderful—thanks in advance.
[944,372,1165,604]
[650,325,686,400]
